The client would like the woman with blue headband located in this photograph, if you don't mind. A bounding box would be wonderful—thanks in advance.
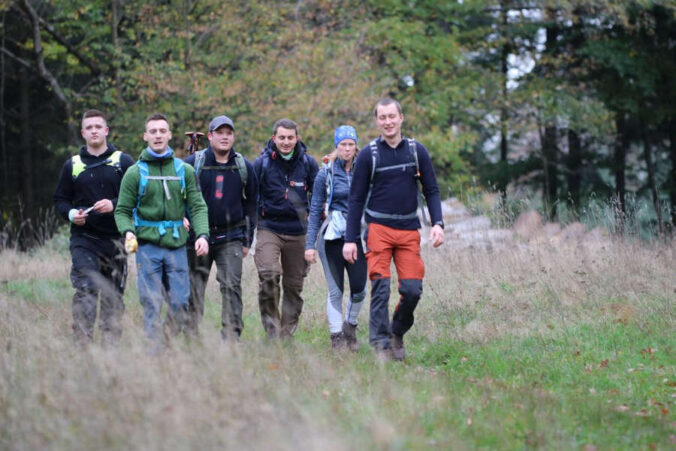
[305,125,367,351]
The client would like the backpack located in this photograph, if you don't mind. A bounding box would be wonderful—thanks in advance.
[364,138,429,225]
[322,158,338,218]
[132,158,186,238]
[193,149,248,199]
[71,150,122,180]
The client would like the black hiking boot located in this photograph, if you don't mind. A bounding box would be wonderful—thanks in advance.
[342,322,359,352]
[330,332,345,350]
[391,334,405,361]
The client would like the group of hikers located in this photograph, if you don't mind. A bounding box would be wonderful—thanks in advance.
[53,98,445,361]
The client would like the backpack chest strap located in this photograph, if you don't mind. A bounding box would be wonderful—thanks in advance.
[144,175,182,200]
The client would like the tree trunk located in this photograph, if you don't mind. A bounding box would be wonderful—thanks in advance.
[19,0,75,143]
[566,129,582,212]
[670,118,676,229]
[642,127,663,234]
[499,0,509,206]
[111,0,122,108]
[542,124,558,221]
[20,68,33,215]
[1,20,6,199]
[541,11,559,222]
[613,114,628,232]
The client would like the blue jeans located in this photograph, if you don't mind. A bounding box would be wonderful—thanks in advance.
[136,243,190,339]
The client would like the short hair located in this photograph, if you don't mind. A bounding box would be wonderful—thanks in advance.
[272,118,299,136]
[373,98,403,117]
[82,109,106,126]
[145,112,170,128]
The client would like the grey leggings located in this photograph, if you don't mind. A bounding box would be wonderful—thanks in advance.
[317,234,367,333]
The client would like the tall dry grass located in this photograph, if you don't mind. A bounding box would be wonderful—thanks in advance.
[0,232,674,449]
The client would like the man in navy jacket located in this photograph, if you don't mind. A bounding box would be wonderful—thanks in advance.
[253,118,318,339]
[54,109,135,344]
[343,98,445,360]
[184,115,257,340]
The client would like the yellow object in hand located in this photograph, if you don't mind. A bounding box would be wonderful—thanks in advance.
[125,237,138,254]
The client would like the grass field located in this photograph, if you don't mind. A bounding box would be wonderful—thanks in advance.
[1,231,674,450]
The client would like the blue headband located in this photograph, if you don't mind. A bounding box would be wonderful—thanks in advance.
[334,125,358,148]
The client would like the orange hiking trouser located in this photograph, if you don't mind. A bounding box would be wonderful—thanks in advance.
[364,223,424,348]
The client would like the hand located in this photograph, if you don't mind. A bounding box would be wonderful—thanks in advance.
[242,247,249,258]
[183,217,191,231]
[195,237,209,256]
[304,249,317,264]
[124,234,138,254]
[342,242,358,264]
[92,199,114,214]
[70,208,88,226]
[430,224,444,248]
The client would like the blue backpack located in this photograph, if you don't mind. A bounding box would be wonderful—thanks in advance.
[132,158,186,238]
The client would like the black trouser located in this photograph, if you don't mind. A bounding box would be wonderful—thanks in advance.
[70,235,127,344]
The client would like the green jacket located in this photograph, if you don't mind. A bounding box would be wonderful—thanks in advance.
[114,148,209,248]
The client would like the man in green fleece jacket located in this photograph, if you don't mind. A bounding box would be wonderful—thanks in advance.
[115,113,209,341]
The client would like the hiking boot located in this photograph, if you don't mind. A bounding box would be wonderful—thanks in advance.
[391,334,405,361]
[342,321,359,352]
[330,332,345,349]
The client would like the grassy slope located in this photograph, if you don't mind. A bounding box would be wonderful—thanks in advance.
[0,234,674,450]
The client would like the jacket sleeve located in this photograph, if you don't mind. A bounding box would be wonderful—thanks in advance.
[53,159,75,221]
[417,142,443,227]
[306,155,319,195]
[243,160,258,247]
[305,168,328,250]
[344,148,372,243]
[184,164,209,239]
[114,165,140,235]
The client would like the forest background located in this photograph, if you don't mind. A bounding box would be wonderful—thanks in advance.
[0,0,675,247]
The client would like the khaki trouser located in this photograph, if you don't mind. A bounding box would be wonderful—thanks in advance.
[254,229,308,338]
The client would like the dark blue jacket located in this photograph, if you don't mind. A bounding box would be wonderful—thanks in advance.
[306,157,353,250]
[54,144,135,241]
[253,139,319,236]
[185,147,257,247]
[345,136,443,243]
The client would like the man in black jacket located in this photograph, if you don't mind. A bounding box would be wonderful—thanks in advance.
[253,118,318,339]
[54,109,135,344]
[184,115,257,340]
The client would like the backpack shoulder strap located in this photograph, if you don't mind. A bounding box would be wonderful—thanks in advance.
[257,151,270,211]
[303,153,314,193]
[407,138,420,178]
[369,139,379,181]
[71,150,123,179]
[363,140,379,214]
[173,157,186,195]
[324,160,334,210]
[233,151,248,200]
[193,149,206,191]
[109,150,123,177]
[71,155,85,179]
[233,152,248,187]
[136,160,149,200]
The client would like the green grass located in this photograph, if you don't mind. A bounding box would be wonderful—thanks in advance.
[1,239,674,450]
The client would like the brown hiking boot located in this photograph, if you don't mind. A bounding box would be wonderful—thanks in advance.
[391,334,405,361]
[341,322,359,352]
[330,332,345,349]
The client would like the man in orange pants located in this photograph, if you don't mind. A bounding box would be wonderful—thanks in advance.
[343,98,445,361]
